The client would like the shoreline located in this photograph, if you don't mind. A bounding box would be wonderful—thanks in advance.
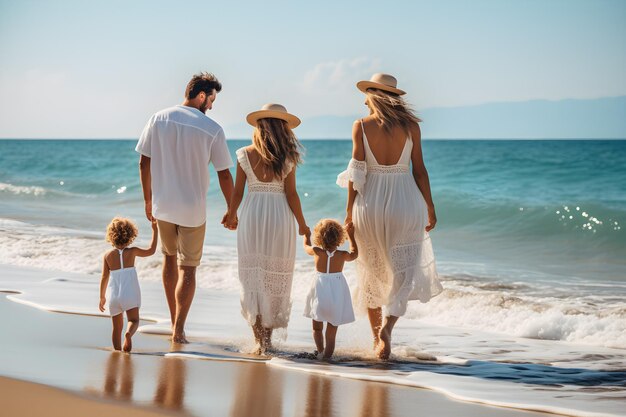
[0,287,556,417]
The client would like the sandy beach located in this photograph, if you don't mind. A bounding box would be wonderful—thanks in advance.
[0,265,560,417]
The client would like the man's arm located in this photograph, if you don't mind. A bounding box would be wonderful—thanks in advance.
[217,168,234,210]
[139,155,153,221]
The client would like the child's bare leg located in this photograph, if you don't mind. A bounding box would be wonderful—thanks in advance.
[123,308,140,353]
[111,313,124,351]
[312,320,324,354]
[323,323,338,359]
[367,307,383,349]
[378,315,399,360]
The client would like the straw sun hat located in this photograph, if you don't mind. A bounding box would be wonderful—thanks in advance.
[356,73,406,95]
[246,103,301,129]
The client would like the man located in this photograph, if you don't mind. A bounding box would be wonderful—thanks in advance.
[136,72,234,343]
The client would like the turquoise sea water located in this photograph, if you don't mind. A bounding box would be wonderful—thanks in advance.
[1,139,624,281]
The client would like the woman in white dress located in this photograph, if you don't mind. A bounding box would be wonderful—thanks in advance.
[337,73,443,359]
[224,103,310,353]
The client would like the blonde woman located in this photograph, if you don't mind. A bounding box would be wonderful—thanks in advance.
[224,103,310,353]
[338,74,443,359]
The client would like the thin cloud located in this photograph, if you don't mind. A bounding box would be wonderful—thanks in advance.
[302,57,381,94]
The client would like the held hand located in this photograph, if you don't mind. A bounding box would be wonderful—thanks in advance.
[144,200,153,221]
[299,224,311,238]
[344,214,352,226]
[222,211,238,230]
[345,221,355,236]
[99,297,106,312]
[425,208,437,232]
[303,233,312,247]
[151,217,158,230]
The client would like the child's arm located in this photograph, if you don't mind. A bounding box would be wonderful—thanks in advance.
[223,162,246,230]
[99,254,110,312]
[132,220,159,257]
[284,167,310,237]
[344,222,359,261]
[302,234,316,256]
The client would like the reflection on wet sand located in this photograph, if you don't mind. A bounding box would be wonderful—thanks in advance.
[358,383,390,417]
[100,349,188,412]
[154,356,187,411]
[103,352,134,401]
[302,374,334,417]
[230,363,284,417]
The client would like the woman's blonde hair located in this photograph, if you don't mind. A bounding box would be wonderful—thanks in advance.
[252,118,303,179]
[365,89,422,134]
[105,217,138,249]
[313,219,347,251]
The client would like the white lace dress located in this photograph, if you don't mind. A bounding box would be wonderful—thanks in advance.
[236,147,296,329]
[337,122,443,317]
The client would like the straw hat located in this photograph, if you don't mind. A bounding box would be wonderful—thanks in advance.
[356,73,406,95]
[246,103,301,129]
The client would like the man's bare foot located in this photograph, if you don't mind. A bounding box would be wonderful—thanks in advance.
[172,332,189,344]
[123,332,132,353]
[377,328,391,360]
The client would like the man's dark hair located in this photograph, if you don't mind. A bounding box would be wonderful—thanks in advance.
[185,72,222,99]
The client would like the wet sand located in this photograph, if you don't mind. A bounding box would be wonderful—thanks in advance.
[0,292,554,417]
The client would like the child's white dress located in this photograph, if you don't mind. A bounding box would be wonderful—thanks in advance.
[304,250,355,326]
[107,248,141,316]
[236,147,296,329]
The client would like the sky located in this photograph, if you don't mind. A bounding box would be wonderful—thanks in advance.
[0,0,625,138]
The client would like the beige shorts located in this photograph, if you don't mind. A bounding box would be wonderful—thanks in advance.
[157,220,206,267]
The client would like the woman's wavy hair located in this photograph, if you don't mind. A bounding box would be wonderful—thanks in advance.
[252,118,303,179]
[365,88,422,134]
[313,219,347,251]
[105,217,138,249]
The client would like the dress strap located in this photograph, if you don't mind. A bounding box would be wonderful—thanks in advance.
[117,248,124,269]
[325,250,335,273]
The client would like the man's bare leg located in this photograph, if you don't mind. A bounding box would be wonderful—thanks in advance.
[367,307,383,349]
[162,255,178,328]
[172,265,196,344]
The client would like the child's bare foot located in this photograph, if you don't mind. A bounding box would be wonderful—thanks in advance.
[123,332,132,352]
[172,332,188,344]
[377,328,391,360]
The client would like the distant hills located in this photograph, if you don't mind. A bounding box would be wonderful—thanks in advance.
[226,96,626,139]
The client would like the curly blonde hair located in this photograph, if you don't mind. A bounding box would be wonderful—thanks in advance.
[105,217,138,249]
[313,219,347,251]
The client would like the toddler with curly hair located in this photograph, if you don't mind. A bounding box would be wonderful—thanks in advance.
[99,217,158,352]
[303,219,358,359]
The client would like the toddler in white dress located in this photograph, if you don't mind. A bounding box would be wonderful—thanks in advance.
[99,217,158,352]
[303,220,358,359]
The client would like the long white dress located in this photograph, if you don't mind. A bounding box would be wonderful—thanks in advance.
[337,121,443,317]
[236,147,296,329]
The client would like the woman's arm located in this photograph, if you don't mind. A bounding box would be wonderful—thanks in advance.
[410,123,437,231]
[345,121,366,224]
[133,220,159,257]
[99,254,110,312]
[224,162,246,230]
[285,167,310,236]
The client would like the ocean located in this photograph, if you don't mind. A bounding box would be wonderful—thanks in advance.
[1,139,625,416]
